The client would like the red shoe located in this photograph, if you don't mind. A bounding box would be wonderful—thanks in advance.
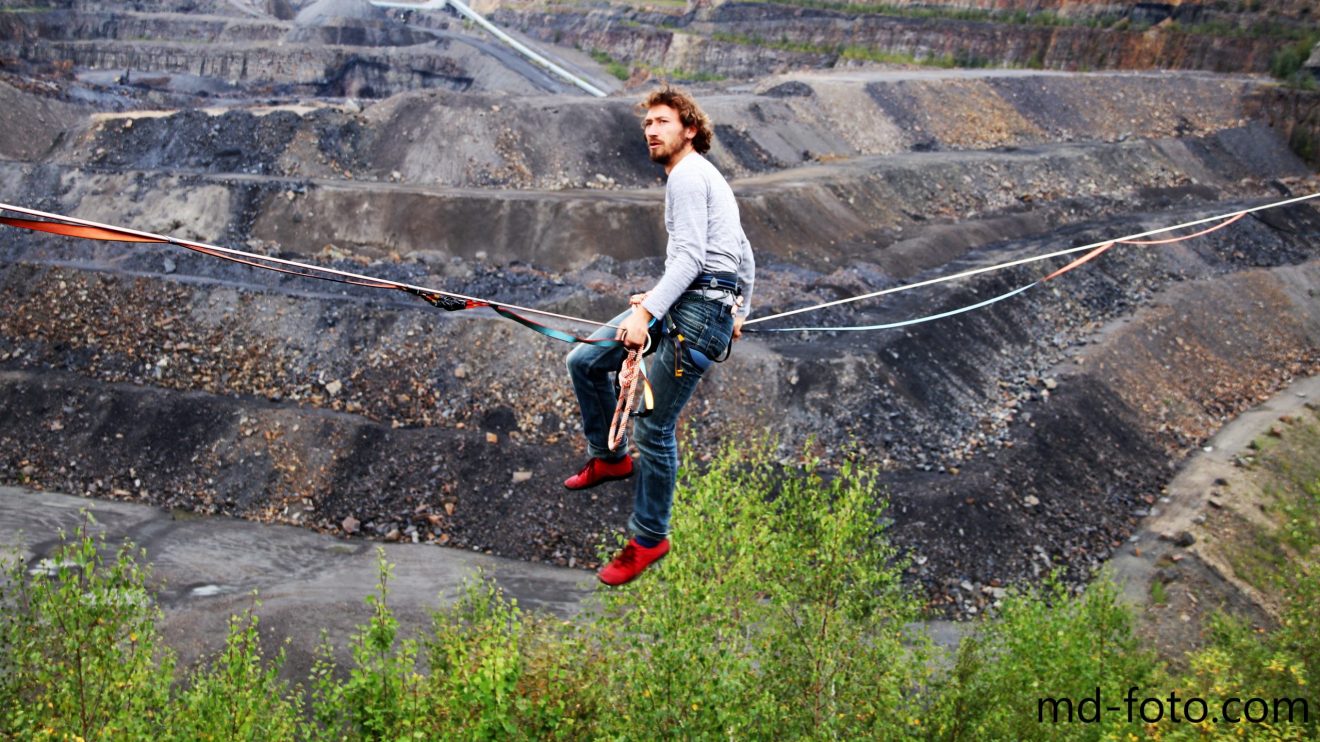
[563,456,633,490]
[598,538,669,586]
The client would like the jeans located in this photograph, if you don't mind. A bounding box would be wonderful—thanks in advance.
[566,295,735,541]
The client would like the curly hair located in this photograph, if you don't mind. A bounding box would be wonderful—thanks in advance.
[640,85,713,155]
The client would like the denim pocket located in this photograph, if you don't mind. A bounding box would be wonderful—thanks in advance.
[672,298,733,370]
[670,300,709,340]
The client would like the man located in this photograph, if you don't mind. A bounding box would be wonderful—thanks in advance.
[564,86,756,586]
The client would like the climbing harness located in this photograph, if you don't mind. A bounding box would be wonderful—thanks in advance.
[659,310,717,378]
[669,271,742,374]
[605,279,741,448]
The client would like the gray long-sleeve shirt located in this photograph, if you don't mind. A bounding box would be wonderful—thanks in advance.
[640,153,756,319]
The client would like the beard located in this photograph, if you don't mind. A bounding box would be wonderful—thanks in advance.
[647,135,686,165]
[648,144,674,165]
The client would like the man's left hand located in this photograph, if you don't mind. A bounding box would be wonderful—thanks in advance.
[732,315,745,341]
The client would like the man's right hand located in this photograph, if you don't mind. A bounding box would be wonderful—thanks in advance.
[617,306,653,350]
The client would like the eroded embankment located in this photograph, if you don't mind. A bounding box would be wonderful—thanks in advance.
[1,120,1303,273]
[41,71,1272,188]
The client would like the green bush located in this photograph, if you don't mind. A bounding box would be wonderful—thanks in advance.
[5,444,1316,740]
[307,555,600,741]
[302,442,930,739]
[160,609,305,741]
[0,518,175,741]
[1270,34,1320,88]
[423,576,599,739]
[308,556,432,740]
[929,573,1159,740]
[592,443,929,739]
[1156,567,1318,740]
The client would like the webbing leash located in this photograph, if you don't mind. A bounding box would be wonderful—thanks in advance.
[745,196,1314,334]
[404,288,623,347]
[0,201,659,447]
[0,202,618,346]
[6,195,1309,441]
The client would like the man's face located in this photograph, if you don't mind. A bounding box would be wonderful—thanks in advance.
[643,103,695,165]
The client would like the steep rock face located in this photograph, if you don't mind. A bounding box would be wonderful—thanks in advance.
[695,0,1316,26]
[1246,87,1320,168]
[0,10,290,44]
[1307,40,1319,77]
[496,2,1298,78]
[0,3,602,98]
[738,0,1313,20]
[14,39,485,95]
[51,0,253,14]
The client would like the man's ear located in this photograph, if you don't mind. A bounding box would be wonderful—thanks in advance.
[684,125,697,142]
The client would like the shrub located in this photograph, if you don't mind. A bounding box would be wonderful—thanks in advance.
[1269,34,1320,87]
[928,573,1159,740]
[307,554,600,740]
[18,444,1319,739]
[423,576,603,739]
[160,608,305,741]
[593,442,930,739]
[0,516,175,740]
[1156,565,1318,740]
[308,555,432,740]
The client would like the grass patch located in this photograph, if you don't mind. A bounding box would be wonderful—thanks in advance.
[1219,411,1320,595]
[1160,568,1320,739]
[646,66,726,83]
[603,0,687,8]
[588,46,723,82]
[749,0,1314,41]
[1250,409,1320,549]
[1150,578,1168,605]
[709,30,995,69]
[1224,513,1294,594]
[588,49,630,81]
[1275,478,1320,554]
[931,573,1160,739]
